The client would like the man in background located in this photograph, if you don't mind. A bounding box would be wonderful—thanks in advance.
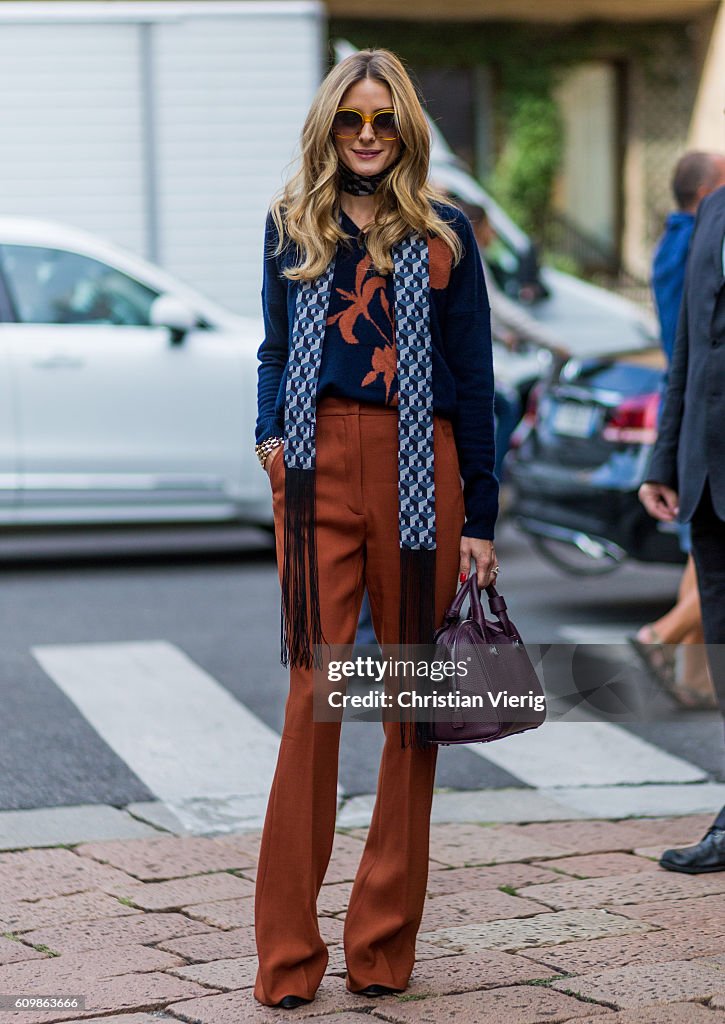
[653,152,725,363]
[631,152,725,709]
[639,177,725,874]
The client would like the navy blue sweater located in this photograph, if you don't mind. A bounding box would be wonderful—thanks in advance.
[255,201,498,540]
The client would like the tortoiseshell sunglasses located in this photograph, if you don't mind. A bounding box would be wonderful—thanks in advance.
[331,107,400,141]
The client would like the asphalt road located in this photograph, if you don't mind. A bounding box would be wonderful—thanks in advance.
[0,519,722,813]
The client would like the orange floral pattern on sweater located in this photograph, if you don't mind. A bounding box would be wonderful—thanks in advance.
[325,234,452,404]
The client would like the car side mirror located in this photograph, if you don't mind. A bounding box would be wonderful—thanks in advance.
[150,294,198,344]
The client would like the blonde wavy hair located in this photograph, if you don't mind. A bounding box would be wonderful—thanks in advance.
[268,48,463,280]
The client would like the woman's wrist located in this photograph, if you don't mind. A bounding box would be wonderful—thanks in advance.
[255,436,284,469]
[263,441,283,472]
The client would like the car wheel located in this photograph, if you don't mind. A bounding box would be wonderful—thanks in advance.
[531,536,625,577]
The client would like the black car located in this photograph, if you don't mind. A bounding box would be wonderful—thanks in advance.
[507,347,685,575]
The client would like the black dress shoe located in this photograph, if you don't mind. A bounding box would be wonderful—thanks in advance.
[274,994,312,1009]
[356,984,403,997]
[660,827,725,874]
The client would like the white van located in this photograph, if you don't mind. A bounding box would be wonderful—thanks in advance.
[0,0,325,317]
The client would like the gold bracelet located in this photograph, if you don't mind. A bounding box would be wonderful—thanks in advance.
[255,436,284,469]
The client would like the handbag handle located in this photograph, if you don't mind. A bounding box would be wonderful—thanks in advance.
[442,573,518,640]
[442,574,475,623]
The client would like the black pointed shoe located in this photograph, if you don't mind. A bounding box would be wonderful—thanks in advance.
[659,827,725,874]
[356,984,403,997]
[274,995,313,1009]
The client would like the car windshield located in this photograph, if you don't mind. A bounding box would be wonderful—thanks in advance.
[479,224,546,303]
[0,245,158,326]
[482,230,524,297]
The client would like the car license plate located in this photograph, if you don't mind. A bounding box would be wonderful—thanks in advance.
[551,402,598,437]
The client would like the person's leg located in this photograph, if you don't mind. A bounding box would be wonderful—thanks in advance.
[342,409,464,992]
[675,626,717,708]
[631,551,711,705]
[354,589,378,649]
[493,388,522,483]
[254,400,367,1006]
[689,485,725,712]
[677,530,695,598]
[641,554,702,646]
[660,478,725,873]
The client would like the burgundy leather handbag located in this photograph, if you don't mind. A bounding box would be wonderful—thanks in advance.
[425,574,546,745]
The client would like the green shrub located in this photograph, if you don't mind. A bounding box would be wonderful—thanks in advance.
[488,90,564,239]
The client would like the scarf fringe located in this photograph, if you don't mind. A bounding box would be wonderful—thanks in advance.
[398,546,437,751]
[280,465,325,670]
[278,471,438,749]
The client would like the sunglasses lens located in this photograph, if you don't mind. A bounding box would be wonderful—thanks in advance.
[373,111,398,138]
[332,110,364,136]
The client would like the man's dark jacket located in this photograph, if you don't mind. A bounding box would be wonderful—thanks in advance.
[647,185,725,522]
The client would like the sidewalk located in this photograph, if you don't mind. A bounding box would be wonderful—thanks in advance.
[1,814,725,1024]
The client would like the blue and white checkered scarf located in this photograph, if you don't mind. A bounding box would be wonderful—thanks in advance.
[279,170,437,747]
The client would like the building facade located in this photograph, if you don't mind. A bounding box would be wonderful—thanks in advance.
[329,0,725,280]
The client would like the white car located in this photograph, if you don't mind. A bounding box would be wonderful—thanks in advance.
[0,218,272,529]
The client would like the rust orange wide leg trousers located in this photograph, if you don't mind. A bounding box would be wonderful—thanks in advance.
[253,396,465,1006]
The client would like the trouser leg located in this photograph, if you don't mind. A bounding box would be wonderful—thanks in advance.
[343,410,465,991]
[690,478,725,833]
[254,406,366,1006]
[690,478,725,715]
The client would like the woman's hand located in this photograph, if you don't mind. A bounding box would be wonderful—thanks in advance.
[459,536,498,590]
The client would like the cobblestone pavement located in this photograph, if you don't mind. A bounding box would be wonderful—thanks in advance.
[1,814,725,1023]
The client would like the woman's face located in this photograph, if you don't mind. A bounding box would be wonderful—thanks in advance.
[333,77,401,179]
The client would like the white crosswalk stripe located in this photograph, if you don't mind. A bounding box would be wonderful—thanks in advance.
[32,640,287,834]
[470,719,707,788]
[30,639,722,833]
[558,625,631,644]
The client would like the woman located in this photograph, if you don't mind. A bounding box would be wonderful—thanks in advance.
[253,48,499,1009]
